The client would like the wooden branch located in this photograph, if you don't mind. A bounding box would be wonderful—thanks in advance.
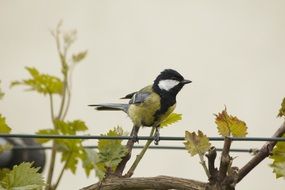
[81,175,208,190]
[206,146,218,182]
[114,126,140,176]
[237,121,285,182]
[125,127,155,178]
[218,137,232,180]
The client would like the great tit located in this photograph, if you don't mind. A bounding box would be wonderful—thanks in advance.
[89,69,191,143]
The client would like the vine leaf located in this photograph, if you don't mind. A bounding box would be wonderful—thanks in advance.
[95,126,128,180]
[278,97,285,118]
[36,119,89,174]
[184,130,211,156]
[81,149,97,177]
[0,162,45,189]
[0,114,11,134]
[72,51,88,63]
[11,67,63,96]
[160,113,182,128]
[215,108,247,137]
[270,134,285,179]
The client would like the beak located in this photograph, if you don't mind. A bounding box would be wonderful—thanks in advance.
[180,79,192,85]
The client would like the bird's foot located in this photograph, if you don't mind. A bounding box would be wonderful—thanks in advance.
[132,134,139,143]
[154,128,160,145]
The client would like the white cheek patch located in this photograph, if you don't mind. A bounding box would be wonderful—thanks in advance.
[158,79,179,91]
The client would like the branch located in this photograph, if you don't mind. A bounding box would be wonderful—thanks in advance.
[199,153,210,179]
[81,175,207,190]
[218,137,232,180]
[237,121,285,182]
[125,127,155,177]
[114,125,140,176]
[206,146,218,182]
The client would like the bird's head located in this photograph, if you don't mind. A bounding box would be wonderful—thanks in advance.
[153,69,191,96]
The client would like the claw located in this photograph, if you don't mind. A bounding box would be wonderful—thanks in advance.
[154,127,160,145]
[132,134,139,143]
[130,125,140,143]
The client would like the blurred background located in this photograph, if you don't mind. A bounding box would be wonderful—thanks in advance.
[0,0,285,189]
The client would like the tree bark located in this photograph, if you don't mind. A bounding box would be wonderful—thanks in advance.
[81,175,207,190]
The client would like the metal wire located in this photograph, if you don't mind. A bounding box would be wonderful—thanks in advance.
[0,134,285,142]
[10,145,257,153]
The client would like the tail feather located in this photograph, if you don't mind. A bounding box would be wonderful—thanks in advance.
[89,103,128,112]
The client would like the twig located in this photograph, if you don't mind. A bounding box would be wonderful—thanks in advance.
[218,137,232,180]
[206,146,217,181]
[237,121,285,182]
[125,127,155,177]
[45,141,57,190]
[199,153,210,179]
[49,94,55,121]
[114,125,140,176]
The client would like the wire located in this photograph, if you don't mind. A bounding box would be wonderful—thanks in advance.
[10,145,257,153]
[0,134,285,142]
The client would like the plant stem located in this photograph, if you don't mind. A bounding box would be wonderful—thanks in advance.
[62,80,71,119]
[125,127,155,177]
[53,151,72,189]
[49,94,55,121]
[46,141,57,190]
[199,154,210,178]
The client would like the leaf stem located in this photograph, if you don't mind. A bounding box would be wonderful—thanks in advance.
[57,78,67,120]
[49,94,55,121]
[199,153,210,178]
[125,127,155,177]
[62,73,72,119]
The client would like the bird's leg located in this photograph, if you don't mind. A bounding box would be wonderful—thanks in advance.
[154,125,160,145]
[130,125,140,143]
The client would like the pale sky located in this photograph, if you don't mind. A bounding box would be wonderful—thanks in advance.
[0,1,285,189]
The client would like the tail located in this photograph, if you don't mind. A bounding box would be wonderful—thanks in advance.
[89,103,128,113]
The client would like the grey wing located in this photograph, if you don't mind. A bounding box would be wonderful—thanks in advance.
[129,91,151,104]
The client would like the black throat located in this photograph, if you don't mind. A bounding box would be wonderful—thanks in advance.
[152,85,177,119]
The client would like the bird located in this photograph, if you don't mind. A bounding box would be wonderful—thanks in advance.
[89,69,191,144]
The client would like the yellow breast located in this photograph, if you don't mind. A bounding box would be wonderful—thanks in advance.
[127,93,176,127]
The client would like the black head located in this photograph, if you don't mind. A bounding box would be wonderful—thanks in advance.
[153,69,191,96]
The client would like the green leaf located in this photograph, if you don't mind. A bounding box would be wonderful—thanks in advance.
[215,107,247,137]
[278,98,285,118]
[95,126,128,180]
[72,50,88,63]
[36,119,89,174]
[0,168,10,182]
[11,67,63,95]
[184,130,211,156]
[54,119,88,135]
[0,162,45,189]
[35,129,58,144]
[59,138,84,174]
[160,113,182,128]
[270,134,285,179]
[63,30,77,47]
[81,149,96,177]
[0,114,11,134]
